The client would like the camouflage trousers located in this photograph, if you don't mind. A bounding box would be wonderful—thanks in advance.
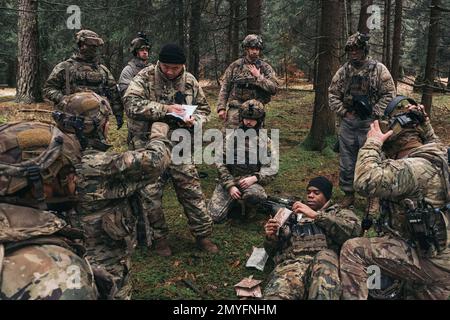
[338,117,372,193]
[1,244,97,300]
[138,162,213,241]
[224,106,241,129]
[263,249,341,300]
[207,183,267,223]
[340,235,450,300]
[79,201,137,300]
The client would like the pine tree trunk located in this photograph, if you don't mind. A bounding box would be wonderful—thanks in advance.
[246,0,262,34]
[347,0,353,34]
[421,0,441,115]
[178,0,185,49]
[358,0,373,34]
[226,0,234,64]
[391,0,403,86]
[383,0,392,68]
[307,0,340,151]
[231,0,241,60]
[16,0,42,103]
[188,0,201,79]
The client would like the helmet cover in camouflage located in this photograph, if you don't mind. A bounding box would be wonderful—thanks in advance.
[53,91,112,151]
[0,121,81,198]
[242,34,264,50]
[345,32,370,53]
[130,36,150,55]
[75,29,104,47]
[239,99,266,122]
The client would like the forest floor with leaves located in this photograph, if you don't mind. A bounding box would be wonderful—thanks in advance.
[0,87,450,299]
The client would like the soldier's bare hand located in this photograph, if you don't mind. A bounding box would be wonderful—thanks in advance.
[239,176,257,189]
[229,186,242,200]
[293,201,318,219]
[368,120,393,143]
[248,64,261,78]
[218,110,227,121]
[167,104,184,115]
[345,111,356,120]
[183,116,195,127]
[264,219,280,238]
[408,104,429,120]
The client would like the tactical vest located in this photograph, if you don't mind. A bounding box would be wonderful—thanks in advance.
[226,131,262,177]
[63,57,109,99]
[127,67,191,149]
[229,58,272,106]
[344,60,378,109]
[275,219,328,264]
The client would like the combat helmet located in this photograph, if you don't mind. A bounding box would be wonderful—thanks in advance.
[345,32,370,55]
[75,29,104,47]
[53,91,112,151]
[0,122,81,209]
[239,99,266,128]
[242,34,263,50]
[130,32,150,55]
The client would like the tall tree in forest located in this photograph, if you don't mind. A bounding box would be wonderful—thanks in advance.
[391,0,403,86]
[247,0,262,34]
[188,0,202,78]
[231,0,241,61]
[305,0,340,151]
[178,0,185,49]
[358,0,374,34]
[382,0,392,67]
[16,0,41,103]
[421,0,441,114]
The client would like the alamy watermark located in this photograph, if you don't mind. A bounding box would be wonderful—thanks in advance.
[66,5,81,29]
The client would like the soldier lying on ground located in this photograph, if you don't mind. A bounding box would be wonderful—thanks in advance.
[263,176,361,300]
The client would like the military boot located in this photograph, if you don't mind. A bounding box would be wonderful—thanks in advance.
[340,192,355,208]
[196,237,219,254]
[154,238,172,257]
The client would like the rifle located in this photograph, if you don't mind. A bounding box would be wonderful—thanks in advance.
[347,95,373,120]
[261,195,299,214]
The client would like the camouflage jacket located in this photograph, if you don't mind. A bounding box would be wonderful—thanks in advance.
[216,129,278,190]
[328,58,396,118]
[43,53,123,118]
[123,62,210,149]
[118,58,150,97]
[265,202,361,264]
[217,57,279,112]
[354,138,449,257]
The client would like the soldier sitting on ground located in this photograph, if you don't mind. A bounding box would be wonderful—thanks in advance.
[208,99,277,223]
[263,176,361,300]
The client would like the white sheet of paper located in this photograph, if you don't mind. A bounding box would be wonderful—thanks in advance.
[167,104,197,121]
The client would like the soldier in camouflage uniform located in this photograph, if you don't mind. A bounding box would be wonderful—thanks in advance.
[52,91,172,299]
[124,43,218,257]
[217,34,279,129]
[0,121,98,300]
[263,177,361,300]
[340,97,450,300]
[208,100,277,223]
[118,33,151,97]
[328,32,396,208]
[43,29,124,129]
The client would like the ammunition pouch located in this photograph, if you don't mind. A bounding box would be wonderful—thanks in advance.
[405,200,448,256]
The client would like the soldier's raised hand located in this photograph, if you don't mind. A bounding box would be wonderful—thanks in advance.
[248,64,261,78]
[368,120,393,143]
